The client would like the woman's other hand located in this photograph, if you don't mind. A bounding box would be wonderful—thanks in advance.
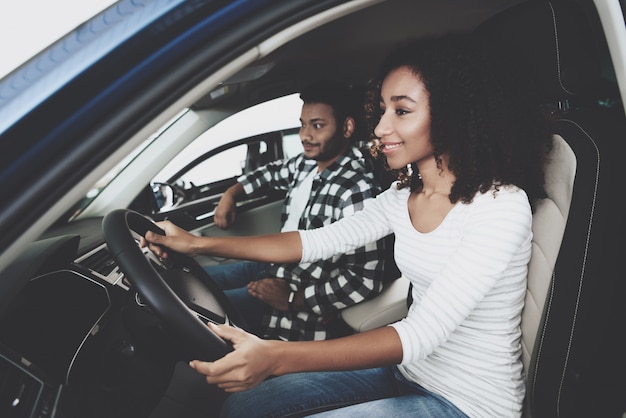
[189,323,279,392]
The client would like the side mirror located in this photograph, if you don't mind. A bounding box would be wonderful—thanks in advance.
[151,182,180,211]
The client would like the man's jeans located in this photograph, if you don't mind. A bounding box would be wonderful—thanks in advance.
[204,261,271,336]
[220,366,468,417]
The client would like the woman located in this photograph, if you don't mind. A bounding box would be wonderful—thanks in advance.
[143,33,553,417]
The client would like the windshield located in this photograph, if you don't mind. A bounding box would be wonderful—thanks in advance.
[65,138,153,222]
[63,110,187,222]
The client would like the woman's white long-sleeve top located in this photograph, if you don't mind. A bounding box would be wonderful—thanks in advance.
[298,183,531,418]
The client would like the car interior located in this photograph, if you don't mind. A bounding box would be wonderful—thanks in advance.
[0,0,624,417]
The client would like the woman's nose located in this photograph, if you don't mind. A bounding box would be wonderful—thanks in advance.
[374,113,390,138]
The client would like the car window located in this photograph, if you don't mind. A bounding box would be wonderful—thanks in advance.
[164,128,300,193]
[61,111,186,222]
[154,94,301,185]
[177,144,247,187]
[176,129,302,185]
[282,132,302,159]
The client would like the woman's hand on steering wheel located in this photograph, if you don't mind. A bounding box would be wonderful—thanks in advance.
[141,220,200,259]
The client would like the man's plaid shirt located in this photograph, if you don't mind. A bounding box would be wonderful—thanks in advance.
[238,146,388,341]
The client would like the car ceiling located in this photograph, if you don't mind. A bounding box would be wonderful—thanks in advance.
[191,0,529,112]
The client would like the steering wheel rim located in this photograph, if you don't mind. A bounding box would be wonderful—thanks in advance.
[103,208,234,361]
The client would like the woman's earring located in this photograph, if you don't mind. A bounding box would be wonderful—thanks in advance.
[407,163,422,180]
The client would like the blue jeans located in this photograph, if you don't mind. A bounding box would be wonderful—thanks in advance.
[219,366,468,418]
[204,261,271,336]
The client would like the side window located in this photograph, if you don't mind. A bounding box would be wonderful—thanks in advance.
[282,131,302,159]
[173,131,296,192]
[176,144,247,187]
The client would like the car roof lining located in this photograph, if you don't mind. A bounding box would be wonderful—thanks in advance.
[191,0,528,111]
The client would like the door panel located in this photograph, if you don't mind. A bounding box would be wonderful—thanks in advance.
[193,199,283,267]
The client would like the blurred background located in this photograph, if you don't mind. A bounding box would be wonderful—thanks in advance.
[0,0,116,78]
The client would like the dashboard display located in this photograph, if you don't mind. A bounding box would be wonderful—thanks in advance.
[0,270,110,384]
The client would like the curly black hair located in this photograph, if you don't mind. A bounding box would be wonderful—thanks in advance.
[365,33,554,207]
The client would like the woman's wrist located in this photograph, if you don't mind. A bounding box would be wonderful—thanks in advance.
[191,234,211,255]
[268,339,291,376]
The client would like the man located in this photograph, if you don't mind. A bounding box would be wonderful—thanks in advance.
[205,80,388,341]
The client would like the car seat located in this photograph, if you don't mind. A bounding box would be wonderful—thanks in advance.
[476,1,626,417]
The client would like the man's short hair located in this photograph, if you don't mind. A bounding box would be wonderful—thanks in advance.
[300,80,367,144]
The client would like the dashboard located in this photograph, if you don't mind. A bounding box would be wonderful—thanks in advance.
[0,218,176,417]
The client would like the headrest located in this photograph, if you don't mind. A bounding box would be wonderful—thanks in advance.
[475,1,604,105]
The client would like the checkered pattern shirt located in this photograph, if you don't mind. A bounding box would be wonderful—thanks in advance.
[238,146,388,341]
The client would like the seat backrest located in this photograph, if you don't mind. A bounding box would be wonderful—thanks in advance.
[477,1,626,417]
[525,134,575,378]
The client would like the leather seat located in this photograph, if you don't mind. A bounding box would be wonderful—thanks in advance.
[476,1,626,416]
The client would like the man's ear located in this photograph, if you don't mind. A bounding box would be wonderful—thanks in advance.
[343,117,355,139]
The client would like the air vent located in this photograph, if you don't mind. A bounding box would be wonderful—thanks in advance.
[0,359,42,416]
[75,244,127,288]
[0,351,60,418]
[79,247,117,277]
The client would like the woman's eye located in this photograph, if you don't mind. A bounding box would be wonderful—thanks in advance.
[395,108,408,116]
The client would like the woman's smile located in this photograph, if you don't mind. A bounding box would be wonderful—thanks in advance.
[381,141,403,155]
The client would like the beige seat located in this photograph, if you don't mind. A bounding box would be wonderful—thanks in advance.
[479,1,626,416]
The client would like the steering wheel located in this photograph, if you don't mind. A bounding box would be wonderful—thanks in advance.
[102,209,237,361]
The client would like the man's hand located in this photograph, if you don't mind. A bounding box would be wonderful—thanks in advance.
[140,220,199,259]
[247,278,292,311]
[214,182,245,229]
[213,194,237,229]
